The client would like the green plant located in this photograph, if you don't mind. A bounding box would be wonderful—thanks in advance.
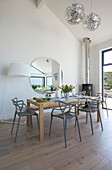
[50,85,54,88]
[32,85,37,89]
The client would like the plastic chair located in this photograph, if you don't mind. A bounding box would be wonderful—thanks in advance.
[78,98,103,135]
[11,97,39,142]
[96,93,108,116]
[49,100,81,148]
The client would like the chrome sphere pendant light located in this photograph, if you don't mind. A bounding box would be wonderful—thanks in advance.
[82,12,101,31]
[82,0,101,31]
[65,3,85,25]
[65,0,101,31]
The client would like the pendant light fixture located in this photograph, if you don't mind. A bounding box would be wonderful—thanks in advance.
[82,0,101,31]
[65,3,85,25]
[65,0,101,31]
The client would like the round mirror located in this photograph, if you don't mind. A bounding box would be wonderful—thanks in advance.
[30,57,63,93]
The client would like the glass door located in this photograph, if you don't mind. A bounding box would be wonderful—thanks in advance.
[102,48,112,109]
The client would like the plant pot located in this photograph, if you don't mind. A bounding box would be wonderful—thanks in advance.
[51,87,53,91]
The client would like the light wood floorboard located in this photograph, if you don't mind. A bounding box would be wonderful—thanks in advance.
[0,109,112,170]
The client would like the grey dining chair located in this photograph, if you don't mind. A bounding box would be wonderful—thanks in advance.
[49,100,81,148]
[11,97,39,142]
[78,98,103,135]
[96,93,108,116]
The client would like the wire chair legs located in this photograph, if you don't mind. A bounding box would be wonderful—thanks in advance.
[86,112,88,124]
[11,113,17,135]
[89,112,94,135]
[49,115,81,148]
[98,109,103,131]
[105,102,109,116]
[84,110,103,135]
[11,114,39,142]
[75,115,82,142]
[49,114,53,136]
[63,119,67,148]
[15,116,21,142]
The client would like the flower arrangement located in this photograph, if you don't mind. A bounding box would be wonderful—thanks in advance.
[59,85,75,93]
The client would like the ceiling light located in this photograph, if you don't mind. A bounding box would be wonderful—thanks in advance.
[65,1,101,31]
[82,12,101,31]
[65,3,85,25]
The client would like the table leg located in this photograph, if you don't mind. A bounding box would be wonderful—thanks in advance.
[97,102,101,122]
[27,100,31,127]
[39,104,44,141]
[78,104,80,115]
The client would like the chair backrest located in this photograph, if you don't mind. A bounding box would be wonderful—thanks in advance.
[11,98,26,113]
[81,91,86,95]
[58,100,79,115]
[11,97,18,104]
[96,92,108,102]
[104,93,108,101]
[86,98,100,110]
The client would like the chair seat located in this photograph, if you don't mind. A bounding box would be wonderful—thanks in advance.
[79,107,97,113]
[52,111,75,119]
[18,108,36,117]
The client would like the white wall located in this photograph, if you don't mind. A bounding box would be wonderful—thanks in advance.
[0,0,83,120]
[90,39,112,95]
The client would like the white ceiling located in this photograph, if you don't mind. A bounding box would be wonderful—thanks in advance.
[32,57,53,74]
[46,0,112,46]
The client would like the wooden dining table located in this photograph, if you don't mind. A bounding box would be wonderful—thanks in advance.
[27,97,100,141]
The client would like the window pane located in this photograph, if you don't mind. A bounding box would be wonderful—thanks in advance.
[104,66,112,91]
[46,77,52,89]
[104,65,112,72]
[30,66,43,74]
[30,77,45,87]
[104,50,112,65]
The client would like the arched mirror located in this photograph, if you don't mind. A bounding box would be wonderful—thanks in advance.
[30,57,63,93]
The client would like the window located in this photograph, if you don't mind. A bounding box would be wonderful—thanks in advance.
[30,66,45,87]
[30,66,44,74]
[30,77,45,87]
[46,76,52,89]
[102,48,112,109]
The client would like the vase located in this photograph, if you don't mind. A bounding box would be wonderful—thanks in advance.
[51,87,53,91]
[64,92,69,99]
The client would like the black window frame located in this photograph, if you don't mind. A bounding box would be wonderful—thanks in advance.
[102,48,112,109]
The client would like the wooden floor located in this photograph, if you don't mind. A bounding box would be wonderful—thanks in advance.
[0,109,112,170]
